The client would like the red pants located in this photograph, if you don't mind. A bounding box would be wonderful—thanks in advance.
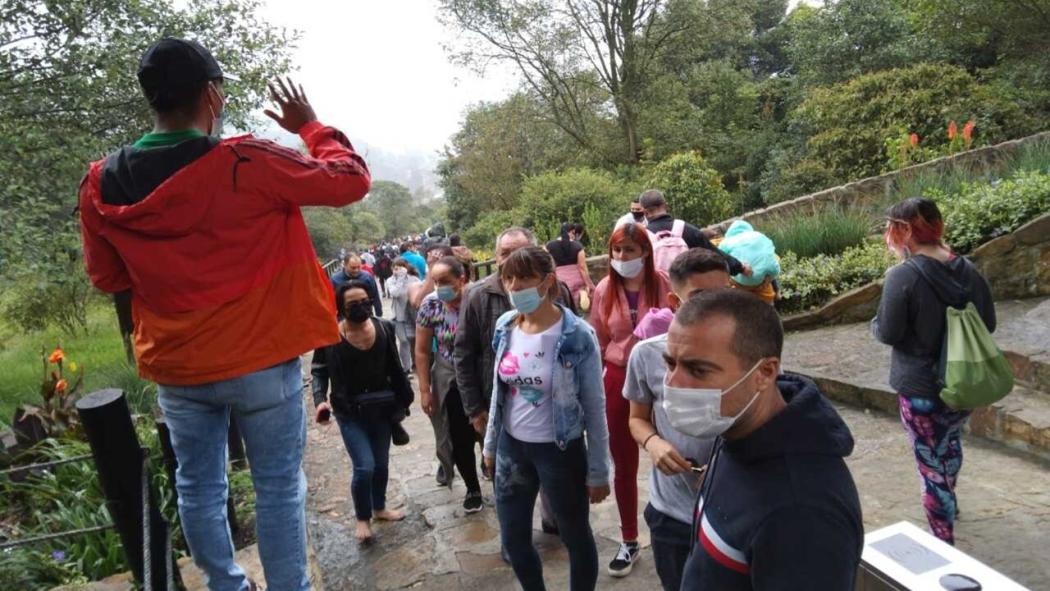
[604,361,638,541]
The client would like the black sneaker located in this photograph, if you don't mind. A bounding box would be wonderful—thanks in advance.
[463,491,484,514]
[436,465,449,487]
[541,520,559,535]
[607,542,640,577]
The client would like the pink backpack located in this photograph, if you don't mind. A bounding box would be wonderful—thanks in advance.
[649,219,688,274]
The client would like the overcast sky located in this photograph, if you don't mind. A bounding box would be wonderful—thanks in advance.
[256,0,517,157]
[254,0,815,160]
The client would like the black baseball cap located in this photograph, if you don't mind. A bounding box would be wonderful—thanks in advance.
[137,37,229,111]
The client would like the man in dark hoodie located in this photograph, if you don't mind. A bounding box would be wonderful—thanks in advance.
[79,38,370,591]
[664,289,863,591]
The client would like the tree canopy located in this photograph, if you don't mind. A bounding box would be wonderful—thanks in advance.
[439,0,1050,249]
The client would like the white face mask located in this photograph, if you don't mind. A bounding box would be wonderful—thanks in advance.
[611,256,645,279]
[662,359,764,439]
[394,267,408,278]
[208,82,225,138]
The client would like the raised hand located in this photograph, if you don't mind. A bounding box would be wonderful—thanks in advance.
[263,77,317,133]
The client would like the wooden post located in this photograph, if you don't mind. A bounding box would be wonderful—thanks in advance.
[77,389,179,589]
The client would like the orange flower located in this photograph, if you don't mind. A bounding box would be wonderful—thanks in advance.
[948,120,958,140]
[909,133,919,148]
[55,379,68,395]
[963,120,975,141]
[48,347,65,364]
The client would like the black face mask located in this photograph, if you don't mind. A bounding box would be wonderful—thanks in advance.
[632,211,645,221]
[345,301,372,323]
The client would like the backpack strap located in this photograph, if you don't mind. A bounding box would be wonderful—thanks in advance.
[671,219,686,238]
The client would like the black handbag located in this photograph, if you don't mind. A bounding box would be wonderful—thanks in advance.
[353,389,397,419]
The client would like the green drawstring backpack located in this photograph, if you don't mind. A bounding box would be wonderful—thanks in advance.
[908,260,1014,410]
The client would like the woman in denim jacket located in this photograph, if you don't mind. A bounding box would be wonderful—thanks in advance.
[482,246,610,591]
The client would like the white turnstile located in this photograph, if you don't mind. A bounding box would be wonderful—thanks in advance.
[857,521,1029,590]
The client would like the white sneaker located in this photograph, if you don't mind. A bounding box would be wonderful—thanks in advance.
[607,541,640,577]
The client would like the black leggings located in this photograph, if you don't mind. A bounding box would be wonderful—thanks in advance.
[446,386,481,494]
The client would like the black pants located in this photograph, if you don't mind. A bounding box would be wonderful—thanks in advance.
[446,386,481,494]
[496,431,598,591]
[644,503,692,591]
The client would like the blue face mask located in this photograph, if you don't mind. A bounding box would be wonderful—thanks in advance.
[436,285,458,302]
[509,287,543,314]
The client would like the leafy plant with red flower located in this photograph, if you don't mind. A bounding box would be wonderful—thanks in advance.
[16,346,85,441]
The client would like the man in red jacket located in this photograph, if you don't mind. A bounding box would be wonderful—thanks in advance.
[78,38,370,591]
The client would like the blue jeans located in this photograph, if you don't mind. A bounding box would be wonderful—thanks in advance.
[336,413,392,520]
[158,359,309,591]
[495,431,598,591]
[644,503,691,591]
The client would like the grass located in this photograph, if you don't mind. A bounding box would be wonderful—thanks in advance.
[0,304,133,428]
[1007,139,1050,175]
[760,206,876,259]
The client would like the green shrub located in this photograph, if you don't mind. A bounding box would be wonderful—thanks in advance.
[791,63,1029,184]
[643,152,734,226]
[761,154,840,205]
[761,207,874,258]
[935,170,1050,253]
[777,240,894,314]
[463,209,525,251]
[518,168,638,243]
[2,259,95,336]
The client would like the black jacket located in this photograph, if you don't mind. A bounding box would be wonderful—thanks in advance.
[681,374,863,591]
[311,318,413,418]
[647,213,745,275]
[453,272,578,418]
[872,254,995,398]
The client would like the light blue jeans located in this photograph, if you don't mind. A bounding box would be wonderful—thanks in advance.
[158,358,310,591]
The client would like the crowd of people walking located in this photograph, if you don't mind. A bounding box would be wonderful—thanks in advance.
[76,37,1006,591]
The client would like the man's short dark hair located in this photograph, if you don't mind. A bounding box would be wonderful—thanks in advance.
[639,189,666,209]
[343,253,360,264]
[399,243,412,254]
[631,196,641,204]
[675,289,783,365]
[669,248,730,287]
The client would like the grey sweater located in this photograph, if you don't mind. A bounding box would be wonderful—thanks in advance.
[872,254,995,398]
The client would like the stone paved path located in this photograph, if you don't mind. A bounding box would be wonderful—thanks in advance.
[302,390,1050,590]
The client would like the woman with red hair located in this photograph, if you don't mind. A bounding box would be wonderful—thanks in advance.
[872,197,996,545]
[590,222,671,577]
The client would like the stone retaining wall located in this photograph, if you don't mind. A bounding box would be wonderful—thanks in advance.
[706,131,1050,234]
[783,212,1050,331]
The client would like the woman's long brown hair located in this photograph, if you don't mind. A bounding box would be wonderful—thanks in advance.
[603,223,661,318]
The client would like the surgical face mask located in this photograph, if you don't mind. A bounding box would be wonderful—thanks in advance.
[509,286,544,314]
[436,285,458,302]
[208,82,225,138]
[611,256,645,279]
[394,267,408,278]
[661,359,764,439]
[345,301,372,323]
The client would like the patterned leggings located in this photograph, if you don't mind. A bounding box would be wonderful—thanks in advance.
[898,395,971,545]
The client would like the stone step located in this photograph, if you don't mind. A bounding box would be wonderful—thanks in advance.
[783,300,1050,461]
[799,369,1050,461]
[994,298,1050,394]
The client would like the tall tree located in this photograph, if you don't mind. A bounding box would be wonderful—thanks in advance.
[0,0,295,282]
[440,0,692,163]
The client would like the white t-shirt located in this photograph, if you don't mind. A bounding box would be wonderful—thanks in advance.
[499,321,560,443]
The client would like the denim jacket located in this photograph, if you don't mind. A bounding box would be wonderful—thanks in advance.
[483,305,610,487]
